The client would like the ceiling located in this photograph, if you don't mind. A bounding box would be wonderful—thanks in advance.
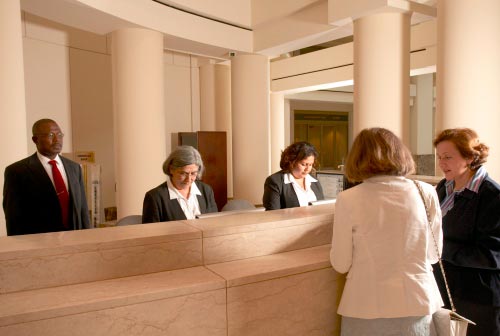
[20,0,436,62]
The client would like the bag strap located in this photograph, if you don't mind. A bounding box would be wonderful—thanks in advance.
[412,179,457,313]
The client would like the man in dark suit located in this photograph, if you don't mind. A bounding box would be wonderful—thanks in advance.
[3,119,90,235]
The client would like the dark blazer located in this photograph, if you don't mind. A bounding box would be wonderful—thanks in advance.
[263,170,324,210]
[142,180,218,223]
[3,153,90,236]
[433,175,500,308]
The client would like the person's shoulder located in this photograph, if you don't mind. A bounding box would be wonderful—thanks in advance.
[480,176,500,195]
[414,179,438,193]
[5,154,36,171]
[144,183,170,201]
[60,156,81,167]
[266,171,285,182]
[476,177,500,212]
[435,178,447,190]
[147,182,168,194]
[337,181,364,200]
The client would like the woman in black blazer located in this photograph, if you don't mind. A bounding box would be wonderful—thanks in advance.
[263,141,324,210]
[434,128,500,336]
[142,146,218,223]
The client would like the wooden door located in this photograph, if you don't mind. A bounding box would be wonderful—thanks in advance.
[196,132,227,211]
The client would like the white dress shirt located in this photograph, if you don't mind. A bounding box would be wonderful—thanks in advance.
[37,152,69,191]
[284,173,318,206]
[166,177,202,219]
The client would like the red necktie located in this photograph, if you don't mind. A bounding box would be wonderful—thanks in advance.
[49,160,69,228]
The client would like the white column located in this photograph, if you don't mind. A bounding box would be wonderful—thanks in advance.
[199,63,233,197]
[270,93,285,174]
[0,1,28,236]
[353,12,411,143]
[231,54,270,204]
[111,28,166,218]
[436,0,500,180]
[199,63,216,131]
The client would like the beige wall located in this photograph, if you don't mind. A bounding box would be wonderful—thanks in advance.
[69,47,115,211]
[23,37,73,154]
[164,52,200,152]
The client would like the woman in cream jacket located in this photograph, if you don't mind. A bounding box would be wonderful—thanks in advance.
[330,128,443,335]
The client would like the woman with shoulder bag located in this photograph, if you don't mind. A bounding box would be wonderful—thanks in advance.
[330,128,444,335]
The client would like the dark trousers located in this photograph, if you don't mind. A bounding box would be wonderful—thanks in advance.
[453,298,500,336]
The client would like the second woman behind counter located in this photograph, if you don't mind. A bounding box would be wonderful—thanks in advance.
[142,145,218,223]
[263,141,324,210]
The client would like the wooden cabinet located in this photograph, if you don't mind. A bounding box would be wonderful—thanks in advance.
[178,132,227,211]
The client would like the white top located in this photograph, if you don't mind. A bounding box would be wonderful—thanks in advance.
[37,152,69,190]
[284,173,318,206]
[166,177,202,219]
[330,176,444,318]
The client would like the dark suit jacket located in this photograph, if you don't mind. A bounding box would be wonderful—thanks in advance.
[433,175,500,308]
[142,180,218,223]
[3,153,90,236]
[263,171,324,210]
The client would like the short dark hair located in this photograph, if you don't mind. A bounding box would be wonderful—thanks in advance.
[345,128,415,182]
[32,118,57,135]
[162,146,205,178]
[279,141,319,172]
[433,128,489,171]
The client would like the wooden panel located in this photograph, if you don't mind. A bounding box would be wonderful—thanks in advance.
[293,111,348,171]
[294,124,307,143]
[179,132,228,211]
[334,125,348,168]
[178,132,197,148]
[306,125,323,170]
[197,132,227,211]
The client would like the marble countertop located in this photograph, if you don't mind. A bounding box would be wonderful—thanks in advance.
[0,221,202,261]
[0,266,225,327]
[0,245,337,326]
[206,244,335,287]
[187,203,335,237]
[0,205,339,331]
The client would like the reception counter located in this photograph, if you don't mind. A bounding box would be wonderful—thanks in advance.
[0,204,344,336]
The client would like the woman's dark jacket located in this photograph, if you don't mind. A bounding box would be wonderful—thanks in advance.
[433,175,500,307]
[142,180,218,223]
[263,171,324,210]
